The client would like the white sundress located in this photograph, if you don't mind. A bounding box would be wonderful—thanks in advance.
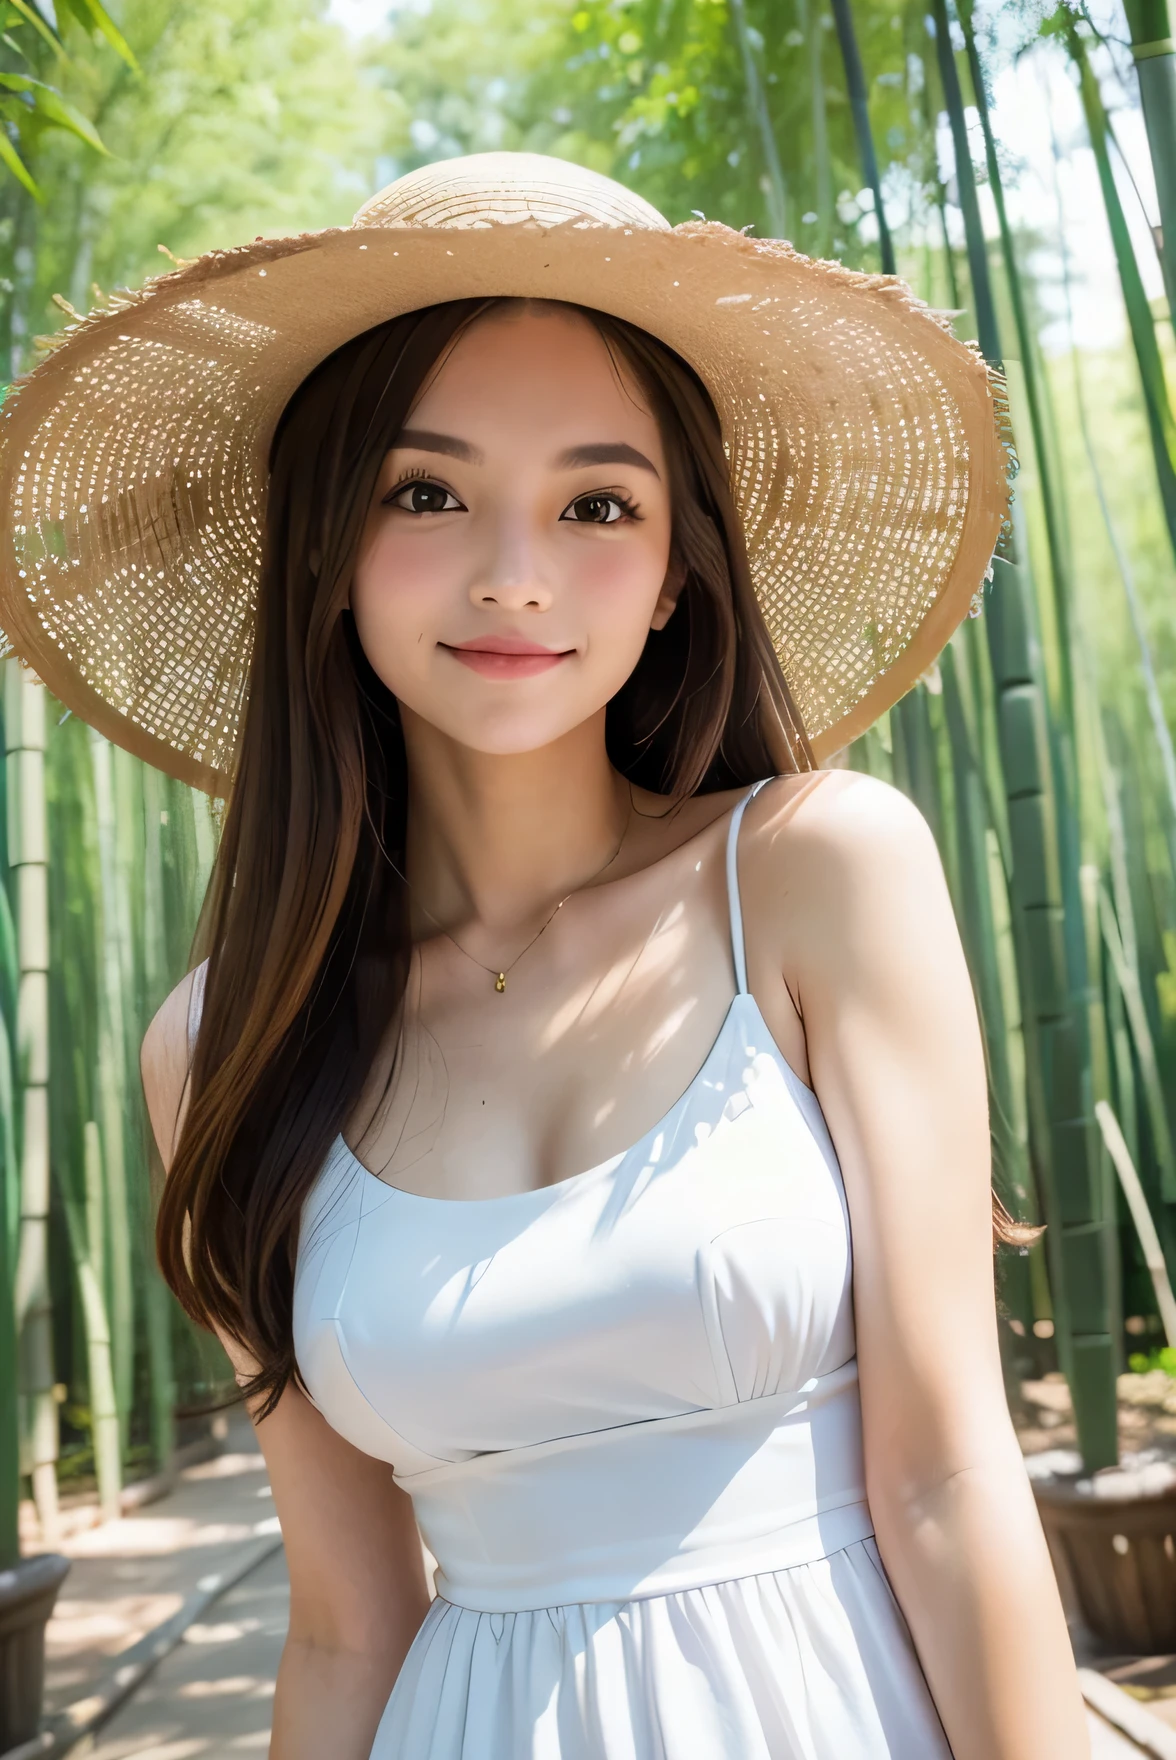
[208,783,954,1757]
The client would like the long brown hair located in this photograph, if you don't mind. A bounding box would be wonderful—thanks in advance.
[157,298,1029,1414]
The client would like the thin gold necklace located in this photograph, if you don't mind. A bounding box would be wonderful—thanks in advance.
[406,795,631,994]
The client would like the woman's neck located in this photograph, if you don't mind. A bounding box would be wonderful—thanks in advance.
[401,707,629,935]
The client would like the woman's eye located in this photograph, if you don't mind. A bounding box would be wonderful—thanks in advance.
[386,480,463,515]
[562,492,630,525]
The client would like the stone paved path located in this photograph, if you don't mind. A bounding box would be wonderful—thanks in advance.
[36,1419,276,1726]
[86,1547,289,1759]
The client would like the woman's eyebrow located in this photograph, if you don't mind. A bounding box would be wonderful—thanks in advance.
[394,429,483,463]
[557,442,660,477]
[391,432,660,478]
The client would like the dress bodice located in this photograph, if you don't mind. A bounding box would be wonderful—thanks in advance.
[286,783,873,1611]
[294,993,856,1469]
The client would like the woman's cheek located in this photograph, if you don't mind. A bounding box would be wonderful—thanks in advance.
[574,552,666,663]
[354,533,450,635]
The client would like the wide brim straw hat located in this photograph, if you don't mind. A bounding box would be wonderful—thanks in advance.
[0,151,1011,796]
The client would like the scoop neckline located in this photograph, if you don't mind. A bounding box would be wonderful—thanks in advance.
[333,990,816,1208]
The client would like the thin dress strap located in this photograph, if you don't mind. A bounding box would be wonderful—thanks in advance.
[186,958,208,1058]
[725,780,772,995]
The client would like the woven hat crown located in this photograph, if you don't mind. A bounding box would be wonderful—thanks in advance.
[352,152,670,234]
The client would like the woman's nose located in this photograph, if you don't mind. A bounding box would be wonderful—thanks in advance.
[469,536,554,613]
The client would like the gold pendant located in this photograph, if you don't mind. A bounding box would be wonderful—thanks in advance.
[494,972,506,993]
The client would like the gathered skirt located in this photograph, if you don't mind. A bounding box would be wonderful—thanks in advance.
[370,1537,953,1759]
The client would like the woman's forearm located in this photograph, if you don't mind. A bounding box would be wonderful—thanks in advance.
[270,1635,404,1760]
[871,1458,1090,1760]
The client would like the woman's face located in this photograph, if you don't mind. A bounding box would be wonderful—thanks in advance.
[350,304,679,755]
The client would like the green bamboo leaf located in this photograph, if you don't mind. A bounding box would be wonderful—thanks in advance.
[1055,13,1176,560]
[0,123,38,198]
[0,72,107,154]
[55,0,137,73]
[4,0,65,59]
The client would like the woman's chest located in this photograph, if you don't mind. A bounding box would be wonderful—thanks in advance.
[293,1014,858,1473]
[345,839,811,1200]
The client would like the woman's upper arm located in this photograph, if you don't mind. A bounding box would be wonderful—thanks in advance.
[252,1378,431,1656]
[762,771,1016,1512]
[139,967,431,1652]
[141,959,261,1386]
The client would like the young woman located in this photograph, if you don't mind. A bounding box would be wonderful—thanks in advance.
[1,155,1088,1759]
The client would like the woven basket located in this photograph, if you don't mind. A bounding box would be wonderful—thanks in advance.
[1035,1480,1176,1655]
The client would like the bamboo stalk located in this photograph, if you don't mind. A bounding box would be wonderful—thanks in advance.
[798,0,832,255]
[1124,0,1176,320]
[955,0,1076,730]
[829,0,896,272]
[84,1099,105,1309]
[0,1003,18,1567]
[941,641,1033,1221]
[930,0,1000,357]
[0,861,18,1294]
[1105,940,1140,1170]
[88,727,133,1454]
[961,614,1011,878]
[1061,13,1176,561]
[729,0,788,237]
[65,1126,120,1520]
[891,687,945,851]
[1099,878,1176,1201]
[6,658,58,1539]
[1064,299,1176,877]
[139,760,174,1474]
[1096,1099,1176,1347]
[191,787,217,896]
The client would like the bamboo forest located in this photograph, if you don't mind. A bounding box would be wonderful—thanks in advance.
[3,0,1176,1738]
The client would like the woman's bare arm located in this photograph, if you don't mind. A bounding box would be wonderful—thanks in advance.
[140,972,431,1760]
[751,770,1089,1760]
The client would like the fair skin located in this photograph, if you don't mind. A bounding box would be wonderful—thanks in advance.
[141,304,1088,1760]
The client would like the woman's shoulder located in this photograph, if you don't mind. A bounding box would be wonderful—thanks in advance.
[749,764,936,862]
[740,767,946,960]
[140,958,208,1173]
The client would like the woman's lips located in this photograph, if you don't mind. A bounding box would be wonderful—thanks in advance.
[441,639,573,679]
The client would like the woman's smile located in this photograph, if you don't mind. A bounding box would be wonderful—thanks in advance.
[442,634,575,679]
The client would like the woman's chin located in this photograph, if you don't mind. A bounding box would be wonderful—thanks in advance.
[400,705,604,759]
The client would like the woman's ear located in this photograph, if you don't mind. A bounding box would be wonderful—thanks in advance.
[650,554,687,632]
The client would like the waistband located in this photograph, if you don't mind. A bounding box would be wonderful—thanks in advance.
[396,1360,873,1612]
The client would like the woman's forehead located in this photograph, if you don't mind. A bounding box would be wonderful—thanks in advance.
[403,306,662,455]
